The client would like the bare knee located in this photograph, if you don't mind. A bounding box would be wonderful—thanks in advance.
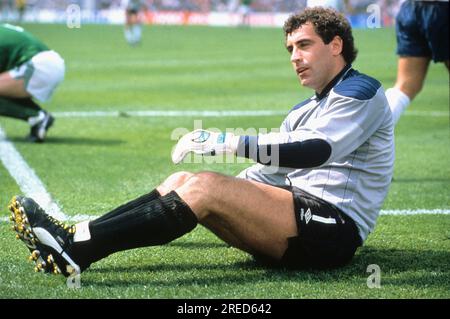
[396,78,424,100]
[180,171,223,195]
[193,171,224,183]
[173,171,225,219]
[157,171,194,195]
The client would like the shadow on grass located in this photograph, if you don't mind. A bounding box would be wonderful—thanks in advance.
[82,246,450,288]
[9,136,125,146]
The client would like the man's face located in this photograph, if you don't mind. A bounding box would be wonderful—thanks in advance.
[286,23,343,93]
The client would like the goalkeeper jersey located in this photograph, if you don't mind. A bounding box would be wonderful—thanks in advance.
[0,23,49,72]
[238,65,394,242]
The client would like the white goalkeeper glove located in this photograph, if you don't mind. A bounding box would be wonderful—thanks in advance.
[172,129,240,164]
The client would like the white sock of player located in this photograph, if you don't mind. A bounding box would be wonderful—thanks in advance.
[385,87,410,125]
[132,24,142,43]
[27,110,46,126]
[124,28,133,44]
[73,220,91,242]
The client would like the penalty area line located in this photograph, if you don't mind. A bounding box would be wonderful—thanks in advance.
[0,125,68,221]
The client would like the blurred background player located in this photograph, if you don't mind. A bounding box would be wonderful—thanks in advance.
[0,23,65,142]
[239,0,252,26]
[15,0,26,23]
[385,0,449,125]
[123,0,147,46]
[0,0,14,21]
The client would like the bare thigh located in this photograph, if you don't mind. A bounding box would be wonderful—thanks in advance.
[0,71,30,98]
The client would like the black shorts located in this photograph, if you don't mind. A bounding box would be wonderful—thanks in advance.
[254,186,362,270]
[396,0,449,62]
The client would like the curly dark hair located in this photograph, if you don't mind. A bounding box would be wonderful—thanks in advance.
[283,7,358,64]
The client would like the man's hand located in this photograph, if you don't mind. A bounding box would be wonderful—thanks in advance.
[172,129,240,164]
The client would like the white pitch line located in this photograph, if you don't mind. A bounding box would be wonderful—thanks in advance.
[405,110,448,117]
[52,109,448,118]
[53,110,287,118]
[0,126,67,220]
[380,209,450,216]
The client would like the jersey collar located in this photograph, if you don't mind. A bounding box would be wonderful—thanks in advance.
[315,64,353,100]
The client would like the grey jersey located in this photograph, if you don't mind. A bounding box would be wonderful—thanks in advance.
[238,67,394,241]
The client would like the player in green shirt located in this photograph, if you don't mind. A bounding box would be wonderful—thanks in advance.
[0,23,65,142]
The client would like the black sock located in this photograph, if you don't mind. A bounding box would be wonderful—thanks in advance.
[71,191,197,269]
[93,189,160,223]
[0,97,42,120]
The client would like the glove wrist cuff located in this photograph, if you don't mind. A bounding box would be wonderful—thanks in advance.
[226,133,240,154]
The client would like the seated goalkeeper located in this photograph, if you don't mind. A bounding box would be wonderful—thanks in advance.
[9,7,394,279]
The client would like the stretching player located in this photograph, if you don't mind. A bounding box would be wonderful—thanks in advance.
[9,8,394,281]
[0,23,65,142]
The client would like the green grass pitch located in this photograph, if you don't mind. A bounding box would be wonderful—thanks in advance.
[0,24,449,299]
